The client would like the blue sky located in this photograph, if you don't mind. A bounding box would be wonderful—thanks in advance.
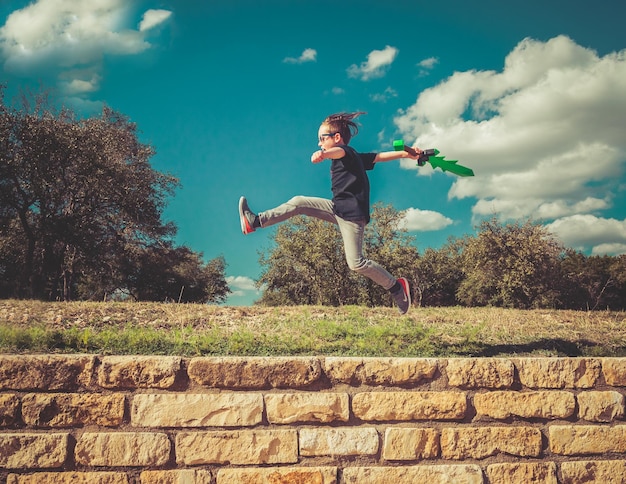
[1,0,625,305]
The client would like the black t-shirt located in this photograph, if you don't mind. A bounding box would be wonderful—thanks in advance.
[330,145,376,223]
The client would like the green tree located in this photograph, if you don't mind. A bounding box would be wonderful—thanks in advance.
[457,217,563,309]
[0,87,229,302]
[415,236,466,307]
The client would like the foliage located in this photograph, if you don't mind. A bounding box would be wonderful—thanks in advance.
[0,87,229,303]
[457,217,563,309]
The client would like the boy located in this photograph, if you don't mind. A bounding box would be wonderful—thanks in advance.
[239,112,422,314]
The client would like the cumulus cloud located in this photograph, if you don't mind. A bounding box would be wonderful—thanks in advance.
[417,56,439,76]
[139,9,172,32]
[395,35,626,254]
[226,276,260,297]
[283,48,317,64]
[399,208,453,232]
[0,0,172,95]
[370,86,398,103]
[347,45,398,80]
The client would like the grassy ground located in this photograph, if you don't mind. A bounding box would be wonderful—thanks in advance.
[1,299,625,357]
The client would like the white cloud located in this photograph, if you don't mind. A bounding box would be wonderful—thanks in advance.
[370,86,398,103]
[347,45,398,81]
[0,0,171,95]
[139,9,172,32]
[546,215,626,254]
[395,35,626,253]
[226,275,259,295]
[417,56,438,76]
[399,208,453,232]
[283,48,317,64]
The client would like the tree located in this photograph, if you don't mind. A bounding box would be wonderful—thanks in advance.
[0,87,229,302]
[256,204,420,307]
[560,250,626,310]
[457,217,563,309]
[415,237,466,307]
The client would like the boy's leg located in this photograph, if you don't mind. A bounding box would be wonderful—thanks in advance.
[258,196,335,228]
[337,217,411,314]
[336,217,396,289]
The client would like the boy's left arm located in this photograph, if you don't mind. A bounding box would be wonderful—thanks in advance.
[374,149,422,163]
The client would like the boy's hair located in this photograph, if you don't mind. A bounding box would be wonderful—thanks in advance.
[323,111,366,144]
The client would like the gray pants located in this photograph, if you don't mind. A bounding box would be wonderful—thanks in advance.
[259,196,396,290]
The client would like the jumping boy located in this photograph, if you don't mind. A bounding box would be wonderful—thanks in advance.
[238,111,422,314]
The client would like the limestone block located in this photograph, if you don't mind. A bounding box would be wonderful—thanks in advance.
[342,465,483,484]
[97,355,181,389]
[514,358,600,388]
[139,469,212,484]
[0,433,68,469]
[474,390,575,419]
[602,357,626,386]
[75,432,170,467]
[187,356,322,389]
[131,393,262,427]
[22,393,125,427]
[486,462,557,484]
[578,391,625,422]
[561,460,626,483]
[7,472,129,483]
[324,357,437,385]
[0,394,19,426]
[441,426,542,459]
[176,430,298,465]
[382,427,439,460]
[549,425,626,455]
[446,358,514,388]
[217,467,337,484]
[352,391,466,421]
[265,392,349,424]
[0,355,94,390]
[299,427,379,456]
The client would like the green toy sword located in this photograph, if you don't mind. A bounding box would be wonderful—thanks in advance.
[393,140,474,177]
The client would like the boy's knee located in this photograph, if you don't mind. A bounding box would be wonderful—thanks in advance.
[287,195,307,207]
[348,258,369,273]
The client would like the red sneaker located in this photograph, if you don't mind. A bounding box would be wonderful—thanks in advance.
[239,196,257,235]
[392,277,411,314]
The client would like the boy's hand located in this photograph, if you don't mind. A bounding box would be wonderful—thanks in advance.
[404,146,423,159]
[311,150,325,164]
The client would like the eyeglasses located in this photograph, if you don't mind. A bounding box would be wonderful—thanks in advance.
[318,132,338,142]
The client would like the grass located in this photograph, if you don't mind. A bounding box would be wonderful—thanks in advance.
[1,299,626,357]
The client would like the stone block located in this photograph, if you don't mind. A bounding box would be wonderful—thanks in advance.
[7,472,129,483]
[131,393,262,427]
[446,358,514,388]
[75,432,170,467]
[441,426,542,459]
[474,390,575,419]
[0,433,68,469]
[299,427,379,456]
[188,356,322,389]
[324,357,437,385]
[602,358,626,386]
[22,393,125,427]
[486,462,557,483]
[139,469,212,483]
[97,355,181,389]
[549,425,626,455]
[560,460,626,483]
[382,427,439,460]
[265,392,349,424]
[514,358,600,388]
[342,465,483,484]
[577,391,625,422]
[352,391,466,421]
[176,430,298,465]
[0,394,19,426]
[0,355,94,390]
[216,467,337,484]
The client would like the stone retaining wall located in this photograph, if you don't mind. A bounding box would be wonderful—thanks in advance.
[1,355,626,483]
